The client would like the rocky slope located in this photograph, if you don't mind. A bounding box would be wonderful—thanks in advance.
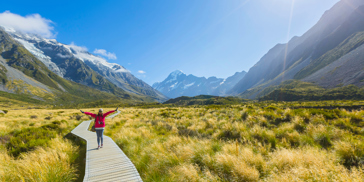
[230,0,364,99]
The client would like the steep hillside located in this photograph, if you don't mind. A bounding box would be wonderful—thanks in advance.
[259,80,364,101]
[230,0,364,98]
[0,28,150,105]
[153,70,246,98]
[2,27,167,102]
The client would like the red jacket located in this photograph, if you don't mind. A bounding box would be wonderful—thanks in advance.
[85,110,115,128]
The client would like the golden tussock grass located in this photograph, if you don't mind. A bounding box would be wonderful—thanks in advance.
[104,104,364,181]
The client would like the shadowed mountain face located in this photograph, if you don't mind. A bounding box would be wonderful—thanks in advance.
[153,70,246,98]
[230,0,364,99]
[1,27,168,102]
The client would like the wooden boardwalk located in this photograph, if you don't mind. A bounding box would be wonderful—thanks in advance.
[71,111,143,182]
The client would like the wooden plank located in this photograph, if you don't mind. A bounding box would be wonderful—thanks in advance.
[71,111,143,182]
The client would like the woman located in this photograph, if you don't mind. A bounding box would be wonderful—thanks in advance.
[80,107,118,149]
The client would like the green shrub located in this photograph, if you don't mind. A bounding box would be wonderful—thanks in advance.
[350,115,363,125]
[177,126,199,137]
[45,116,52,120]
[42,124,61,130]
[6,127,57,157]
[217,129,241,141]
[293,122,306,133]
[266,105,279,111]
[30,115,37,119]
[241,112,248,121]
[76,115,83,121]
[335,141,364,169]
[316,133,332,149]
[52,120,61,125]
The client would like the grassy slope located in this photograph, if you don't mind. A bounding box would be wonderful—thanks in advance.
[164,95,250,106]
[259,80,364,101]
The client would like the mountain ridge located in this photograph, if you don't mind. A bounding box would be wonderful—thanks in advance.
[153,70,246,98]
[0,28,153,105]
[229,0,364,99]
[1,26,168,102]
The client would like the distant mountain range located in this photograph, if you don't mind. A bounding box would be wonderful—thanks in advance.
[229,0,364,99]
[0,26,168,102]
[152,70,246,98]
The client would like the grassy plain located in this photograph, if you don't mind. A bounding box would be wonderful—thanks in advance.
[105,102,364,181]
[1,101,364,181]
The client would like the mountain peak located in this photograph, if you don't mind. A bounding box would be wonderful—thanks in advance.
[153,70,246,98]
[170,70,184,76]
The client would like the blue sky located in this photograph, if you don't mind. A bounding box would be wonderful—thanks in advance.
[1,0,339,85]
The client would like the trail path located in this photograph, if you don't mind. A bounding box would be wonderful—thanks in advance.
[71,111,142,182]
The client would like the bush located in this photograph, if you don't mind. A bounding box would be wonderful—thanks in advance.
[45,116,52,120]
[293,122,306,133]
[241,112,249,121]
[6,127,57,157]
[52,120,61,125]
[266,105,279,111]
[350,115,363,125]
[30,115,38,119]
[2,110,8,114]
[218,129,241,141]
[334,141,364,169]
[42,124,61,130]
[178,126,199,137]
[76,115,83,121]
[316,133,332,149]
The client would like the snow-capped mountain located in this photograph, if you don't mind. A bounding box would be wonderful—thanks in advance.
[2,26,167,102]
[152,70,246,98]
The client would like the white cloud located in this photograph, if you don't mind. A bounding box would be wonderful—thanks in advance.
[138,70,146,74]
[69,42,88,52]
[93,49,117,60]
[56,53,71,59]
[0,11,55,38]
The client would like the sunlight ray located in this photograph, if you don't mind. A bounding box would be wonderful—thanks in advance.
[282,0,296,82]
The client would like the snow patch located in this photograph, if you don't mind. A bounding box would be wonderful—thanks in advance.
[65,44,129,73]
[14,38,64,77]
[220,79,226,85]
[184,82,195,89]
[170,82,178,88]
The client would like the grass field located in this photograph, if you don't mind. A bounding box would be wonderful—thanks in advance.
[1,101,364,181]
[0,108,91,181]
[105,102,364,181]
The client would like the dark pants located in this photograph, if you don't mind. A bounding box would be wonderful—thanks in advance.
[96,129,104,146]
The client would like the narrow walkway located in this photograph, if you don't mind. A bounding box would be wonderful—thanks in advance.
[71,111,143,182]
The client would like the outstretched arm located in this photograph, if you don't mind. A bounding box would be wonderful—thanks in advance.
[103,110,116,117]
[84,112,96,118]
